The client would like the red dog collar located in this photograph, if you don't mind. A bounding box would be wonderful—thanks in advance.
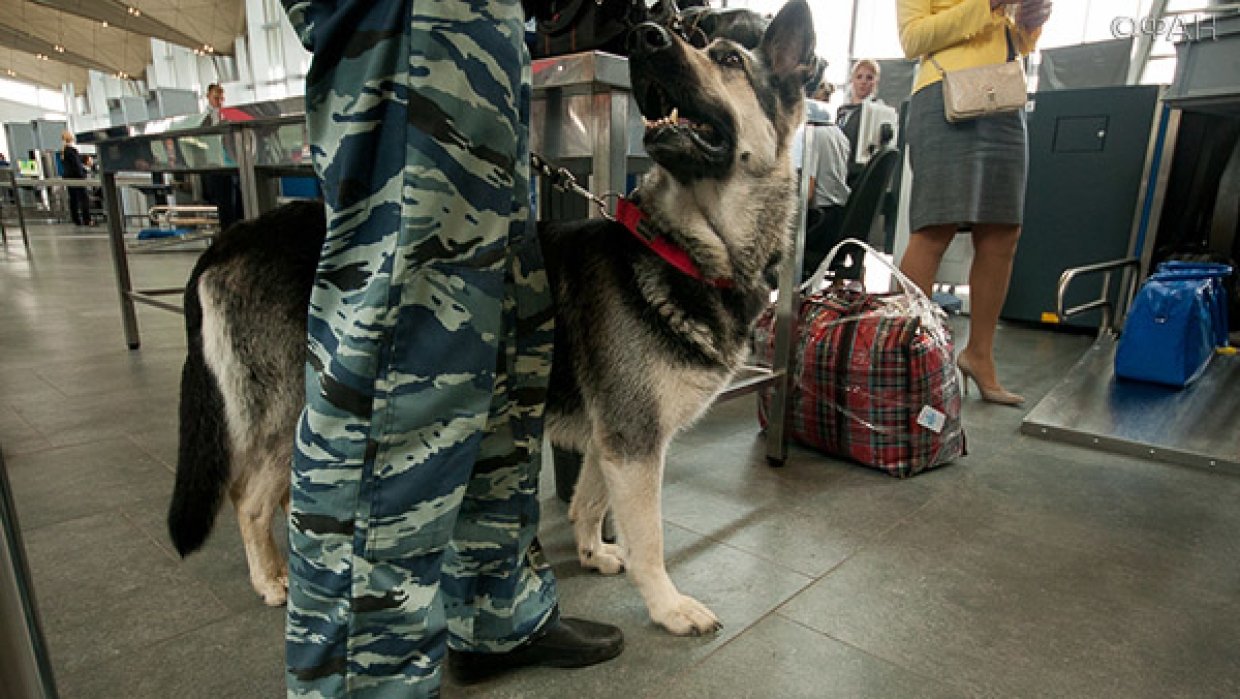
[614,198,734,289]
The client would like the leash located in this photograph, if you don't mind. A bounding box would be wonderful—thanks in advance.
[529,151,734,289]
[529,152,615,221]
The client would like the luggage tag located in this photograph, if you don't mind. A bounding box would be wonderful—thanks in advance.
[917,405,947,434]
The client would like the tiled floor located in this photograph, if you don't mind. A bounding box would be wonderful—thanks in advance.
[3,222,1240,698]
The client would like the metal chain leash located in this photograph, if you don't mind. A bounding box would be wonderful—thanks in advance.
[530,151,616,221]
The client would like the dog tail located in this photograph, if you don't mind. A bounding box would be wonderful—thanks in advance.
[168,265,231,557]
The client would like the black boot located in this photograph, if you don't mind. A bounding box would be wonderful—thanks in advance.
[447,617,624,684]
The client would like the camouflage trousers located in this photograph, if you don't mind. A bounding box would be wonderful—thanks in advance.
[281,1,558,696]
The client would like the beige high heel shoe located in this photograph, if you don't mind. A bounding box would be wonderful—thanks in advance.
[957,355,1024,406]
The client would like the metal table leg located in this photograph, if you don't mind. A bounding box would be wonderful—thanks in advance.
[6,169,31,251]
[103,172,141,349]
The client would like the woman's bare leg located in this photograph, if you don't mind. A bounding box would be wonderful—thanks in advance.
[959,223,1022,393]
[899,224,957,294]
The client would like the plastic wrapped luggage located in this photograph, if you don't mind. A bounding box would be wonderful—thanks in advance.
[755,239,965,478]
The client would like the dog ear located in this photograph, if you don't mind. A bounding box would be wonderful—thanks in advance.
[759,0,816,83]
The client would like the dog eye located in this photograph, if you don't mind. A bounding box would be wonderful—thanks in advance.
[718,51,742,68]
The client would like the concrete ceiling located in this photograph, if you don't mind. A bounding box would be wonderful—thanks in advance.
[0,0,245,93]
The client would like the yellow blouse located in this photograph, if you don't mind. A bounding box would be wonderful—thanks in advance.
[897,0,1042,94]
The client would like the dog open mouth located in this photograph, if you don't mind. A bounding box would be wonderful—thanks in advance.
[634,79,734,176]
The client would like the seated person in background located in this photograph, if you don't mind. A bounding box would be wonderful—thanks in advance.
[793,80,852,282]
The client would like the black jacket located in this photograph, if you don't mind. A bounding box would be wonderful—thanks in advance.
[62,145,86,178]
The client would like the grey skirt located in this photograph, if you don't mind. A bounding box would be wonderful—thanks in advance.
[907,80,1028,232]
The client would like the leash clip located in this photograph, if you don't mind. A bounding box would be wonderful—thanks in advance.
[530,151,616,221]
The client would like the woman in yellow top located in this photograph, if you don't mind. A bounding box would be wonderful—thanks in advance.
[896,0,1051,405]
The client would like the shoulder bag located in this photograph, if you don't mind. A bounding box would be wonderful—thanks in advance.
[927,28,1027,123]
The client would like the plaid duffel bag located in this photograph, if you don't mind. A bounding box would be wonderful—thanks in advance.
[756,239,965,477]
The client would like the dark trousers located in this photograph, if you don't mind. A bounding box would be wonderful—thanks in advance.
[201,174,242,230]
[802,204,853,282]
[68,186,91,226]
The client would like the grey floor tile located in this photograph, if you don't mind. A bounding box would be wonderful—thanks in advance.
[0,401,54,455]
[33,346,185,398]
[778,496,1240,699]
[11,387,180,449]
[951,439,1240,592]
[508,512,814,699]
[126,428,180,470]
[0,368,64,403]
[56,608,285,699]
[6,438,176,530]
[122,494,291,614]
[662,441,946,578]
[661,615,962,699]
[21,511,233,680]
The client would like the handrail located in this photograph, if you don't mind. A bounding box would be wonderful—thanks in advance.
[148,204,219,228]
[1055,257,1141,336]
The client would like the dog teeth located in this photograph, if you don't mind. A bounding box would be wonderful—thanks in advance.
[642,106,715,135]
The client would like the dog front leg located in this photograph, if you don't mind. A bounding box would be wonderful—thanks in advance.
[598,449,721,636]
[569,445,626,575]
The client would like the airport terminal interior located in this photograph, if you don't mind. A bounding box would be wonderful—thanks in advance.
[2,1,1239,698]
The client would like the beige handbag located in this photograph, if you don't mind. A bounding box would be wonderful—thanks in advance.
[927,27,1027,123]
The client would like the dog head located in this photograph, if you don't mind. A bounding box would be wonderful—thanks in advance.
[629,0,816,183]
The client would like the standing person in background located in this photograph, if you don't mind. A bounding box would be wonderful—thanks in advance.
[201,83,242,230]
[279,1,624,696]
[205,83,226,125]
[896,0,1052,405]
[60,131,91,226]
[794,79,853,281]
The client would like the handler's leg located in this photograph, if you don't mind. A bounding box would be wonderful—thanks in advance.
[441,41,622,686]
[284,1,514,696]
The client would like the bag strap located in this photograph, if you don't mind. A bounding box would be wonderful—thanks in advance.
[802,237,927,302]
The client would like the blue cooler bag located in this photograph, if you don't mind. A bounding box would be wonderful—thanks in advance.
[1115,277,1216,388]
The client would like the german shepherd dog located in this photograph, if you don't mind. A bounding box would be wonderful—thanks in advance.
[168,0,815,636]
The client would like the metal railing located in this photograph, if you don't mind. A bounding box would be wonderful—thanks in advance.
[1055,257,1142,336]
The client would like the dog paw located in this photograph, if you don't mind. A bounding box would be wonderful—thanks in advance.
[257,580,288,607]
[579,543,626,576]
[652,595,721,636]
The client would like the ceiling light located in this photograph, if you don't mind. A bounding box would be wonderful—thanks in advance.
[101,20,109,27]
[54,45,65,53]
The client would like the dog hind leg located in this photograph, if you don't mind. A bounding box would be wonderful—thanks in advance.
[229,447,290,606]
[598,446,721,636]
[569,445,625,575]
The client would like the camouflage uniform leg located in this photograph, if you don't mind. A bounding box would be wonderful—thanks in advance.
[442,129,558,650]
[281,1,556,696]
